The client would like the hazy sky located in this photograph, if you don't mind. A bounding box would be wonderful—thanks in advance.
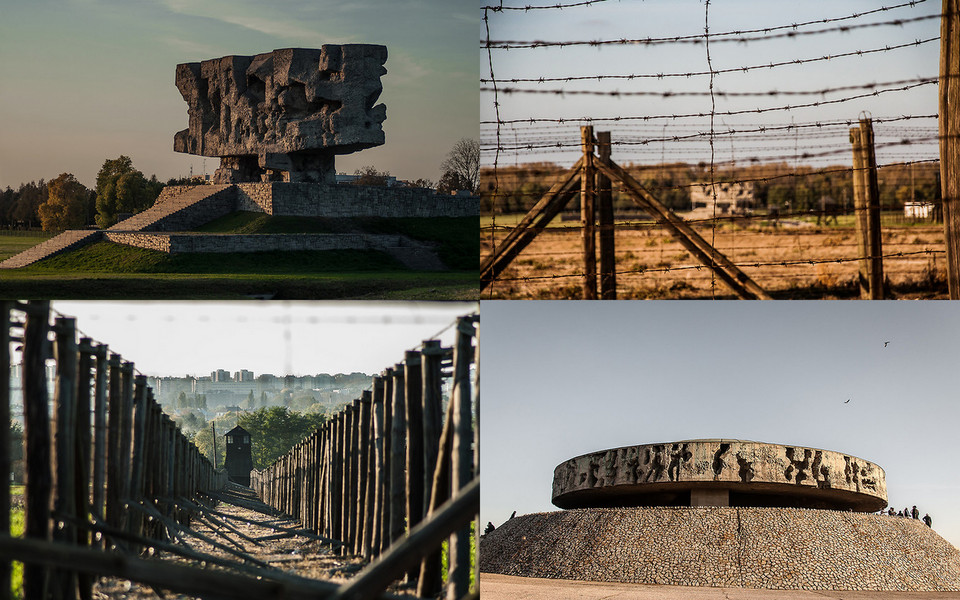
[481,300,960,550]
[481,0,940,168]
[48,301,477,377]
[0,0,478,189]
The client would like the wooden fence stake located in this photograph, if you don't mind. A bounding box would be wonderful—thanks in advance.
[942,0,960,297]
[850,118,884,299]
[581,125,598,299]
[0,304,11,600]
[23,301,51,600]
[52,316,79,599]
[597,131,617,299]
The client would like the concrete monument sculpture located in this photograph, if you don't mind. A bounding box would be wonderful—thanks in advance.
[174,46,388,184]
[481,439,960,591]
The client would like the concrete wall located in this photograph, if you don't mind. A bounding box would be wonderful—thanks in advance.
[480,507,960,591]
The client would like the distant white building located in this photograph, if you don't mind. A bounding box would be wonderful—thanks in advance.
[904,201,935,220]
[689,182,755,215]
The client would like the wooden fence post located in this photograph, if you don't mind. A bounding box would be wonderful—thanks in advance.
[371,376,386,556]
[597,131,617,299]
[356,394,371,556]
[403,350,424,542]
[447,317,477,599]
[581,125,598,299]
[380,370,394,555]
[389,365,406,548]
[91,344,108,530]
[23,301,51,600]
[105,354,123,534]
[52,316,79,599]
[416,340,444,598]
[0,303,11,600]
[942,0,960,297]
[850,118,884,299]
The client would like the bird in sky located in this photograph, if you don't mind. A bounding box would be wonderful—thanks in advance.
[844,399,851,404]
[884,341,890,347]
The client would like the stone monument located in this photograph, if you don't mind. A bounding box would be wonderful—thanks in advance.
[481,439,960,591]
[174,46,388,184]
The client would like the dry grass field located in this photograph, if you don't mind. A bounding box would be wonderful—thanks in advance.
[481,216,948,299]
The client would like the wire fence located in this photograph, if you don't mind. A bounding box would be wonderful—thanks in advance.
[481,0,949,298]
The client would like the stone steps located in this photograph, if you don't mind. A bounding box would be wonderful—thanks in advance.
[107,184,236,232]
[383,246,447,271]
[0,230,104,269]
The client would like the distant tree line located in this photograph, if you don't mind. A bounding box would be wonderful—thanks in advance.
[481,161,941,216]
[0,155,195,232]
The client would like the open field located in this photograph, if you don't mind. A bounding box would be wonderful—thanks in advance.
[482,215,947,299]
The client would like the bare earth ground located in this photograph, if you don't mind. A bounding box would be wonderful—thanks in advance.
[481,574,960,600]
[482,220,948,299]
[91,486,414,599]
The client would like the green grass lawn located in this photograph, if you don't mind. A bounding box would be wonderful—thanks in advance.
[0,214,479,299]
[11,505,23,599]
[0,232,56,262]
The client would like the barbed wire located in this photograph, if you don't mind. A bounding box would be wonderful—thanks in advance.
[482,0,610,11]
[484,76,937,98]
[485,10,938,48]
[487,249,945,283]
[482,37,936,84]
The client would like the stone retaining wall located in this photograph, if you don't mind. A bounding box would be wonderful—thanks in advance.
[104,231,410,253]
[235,183,478,218]
[480,507,960,591]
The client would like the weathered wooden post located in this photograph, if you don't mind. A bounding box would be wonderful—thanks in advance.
[850,118,884,299]
[372,376,386,556]
[942,0,960,297]
[356,392,372,556]
[389,365,407,548]
[23,301,51,600]
[105,354,123,533]
[380,370,394,555]
[0,303,11,600]
[91,344,108,529]
[403,350,425,537]
[447,316,477,599]
[52,316,79,599]
[416,340,445,598]
[129,376,148,539]
[597,131,617,299]
[581,125,598,299]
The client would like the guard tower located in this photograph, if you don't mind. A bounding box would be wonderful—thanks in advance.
[224,425,253,486]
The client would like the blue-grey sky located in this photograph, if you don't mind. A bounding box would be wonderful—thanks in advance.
[481,0,940,168]
[0,0,477,189]
[481,300,960,550]
[48,301,477,377]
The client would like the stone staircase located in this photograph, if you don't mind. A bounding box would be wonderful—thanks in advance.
[107,184,236,232]
[2,185,241,269]
[0,230,104,269]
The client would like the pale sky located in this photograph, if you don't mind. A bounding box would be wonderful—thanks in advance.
[481,0,940,169]
[0,0,478,189]
[481,300,960,550]
[48,301,478,377]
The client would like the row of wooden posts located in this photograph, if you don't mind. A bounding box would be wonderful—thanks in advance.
[0,301,226,600]
[250,314,479,599]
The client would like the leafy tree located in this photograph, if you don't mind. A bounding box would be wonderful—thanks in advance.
[38,173,89,231]
[94,156,163,227]
[238,406,326,470]
[176,391,187,409]
[194,424,225,468]
[439,138,479,194]
[352,165,391,187]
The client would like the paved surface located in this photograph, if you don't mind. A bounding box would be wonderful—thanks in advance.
[480,574,960,600]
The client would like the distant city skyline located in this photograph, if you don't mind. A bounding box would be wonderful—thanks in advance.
[46,301,477,377]
[0,0,477,189]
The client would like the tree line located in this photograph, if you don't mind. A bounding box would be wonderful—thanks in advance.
[0,155,196,231]
[481,160,941,216]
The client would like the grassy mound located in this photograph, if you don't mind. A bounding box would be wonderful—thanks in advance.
[24,241,404,274]
[194,212,479,270]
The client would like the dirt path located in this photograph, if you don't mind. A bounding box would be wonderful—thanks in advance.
[92,484,411,599]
